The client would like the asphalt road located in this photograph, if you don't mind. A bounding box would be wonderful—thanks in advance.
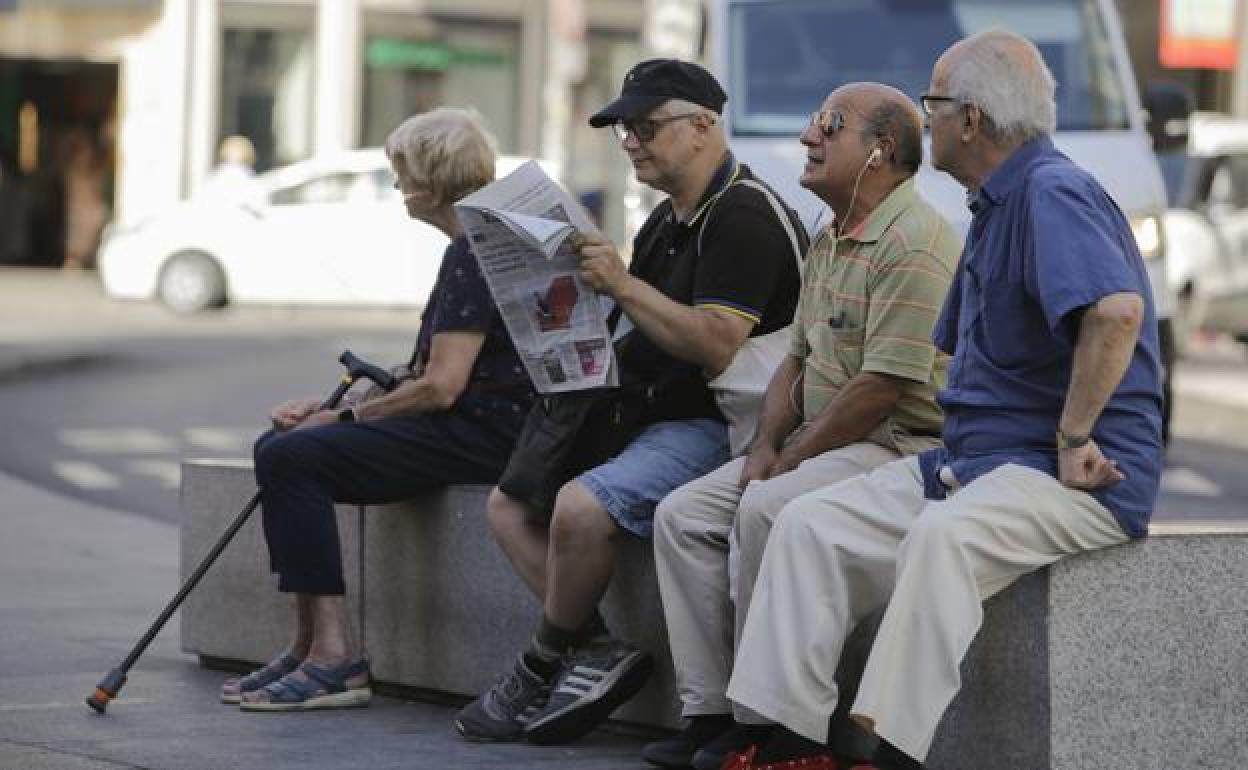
[1,330,1247,527]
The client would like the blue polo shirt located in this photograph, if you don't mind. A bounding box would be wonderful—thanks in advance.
[917,137,1163,537]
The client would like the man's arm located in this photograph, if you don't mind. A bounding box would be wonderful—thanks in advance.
[576,233,752,375]
[769,371,904,477]
[1057,291,1144,489]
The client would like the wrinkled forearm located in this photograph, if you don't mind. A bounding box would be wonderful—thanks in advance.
[1060,292,1143,436]
[782,371,903,460]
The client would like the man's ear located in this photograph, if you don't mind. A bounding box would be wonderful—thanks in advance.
[962,103,980,142]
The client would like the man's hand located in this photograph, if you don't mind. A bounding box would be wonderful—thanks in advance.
[740,444,780,487]
[270,397,322,432]
[575,233,632,296]
[1058,440,1125,490]
[769,445,807,478]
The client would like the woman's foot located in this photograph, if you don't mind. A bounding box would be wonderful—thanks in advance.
[220,653,302,704]
[239,657,371,712]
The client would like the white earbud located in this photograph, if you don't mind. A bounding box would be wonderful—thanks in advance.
[869,146,882,164]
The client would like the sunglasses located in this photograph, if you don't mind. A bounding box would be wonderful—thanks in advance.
[919,94,961,116]
[612,113,701,143]
[808,108,849,137]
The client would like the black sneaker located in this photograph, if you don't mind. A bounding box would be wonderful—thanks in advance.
[455,655,552,742]
[691,723,775,770]
[522,636,654,745]
[642,715,733,768]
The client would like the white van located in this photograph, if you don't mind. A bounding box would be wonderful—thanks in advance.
[708,0,1178,438]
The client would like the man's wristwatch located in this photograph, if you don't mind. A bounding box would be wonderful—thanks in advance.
[1055,429,1090,450]
[337,406,357,423]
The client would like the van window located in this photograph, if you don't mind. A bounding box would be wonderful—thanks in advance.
[726,0,1128,136]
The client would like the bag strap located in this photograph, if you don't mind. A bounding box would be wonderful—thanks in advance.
[697,177,806,273]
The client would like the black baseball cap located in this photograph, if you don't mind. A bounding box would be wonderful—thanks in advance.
[589,59,727,128]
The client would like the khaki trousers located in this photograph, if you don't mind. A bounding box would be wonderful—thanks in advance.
[653,442,899,718]
[726,456,1130,761]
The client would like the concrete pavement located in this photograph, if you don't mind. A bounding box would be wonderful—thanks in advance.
[0,269,654,769]
[0,468,653,769]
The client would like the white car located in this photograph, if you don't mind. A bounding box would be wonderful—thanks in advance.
[99,150,547,313]
[1159,113,1248,352]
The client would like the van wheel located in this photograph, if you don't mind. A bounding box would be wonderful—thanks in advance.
[158,252,227,313]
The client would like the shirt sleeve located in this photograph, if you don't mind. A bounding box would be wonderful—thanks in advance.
[693,187,797,326]
[426,239,494,335]
[1025,174,1147,334]
[862,234,955,383]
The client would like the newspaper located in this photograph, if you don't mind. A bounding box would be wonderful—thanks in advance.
[455,160,617,393]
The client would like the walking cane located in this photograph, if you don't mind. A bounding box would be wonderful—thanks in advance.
[86,350,397,714]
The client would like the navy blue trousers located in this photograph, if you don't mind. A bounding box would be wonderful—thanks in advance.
[253,410,515,595]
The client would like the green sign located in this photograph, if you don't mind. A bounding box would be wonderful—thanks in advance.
[366,39,509,71]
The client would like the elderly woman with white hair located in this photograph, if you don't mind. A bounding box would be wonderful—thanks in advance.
[220,107,534,712]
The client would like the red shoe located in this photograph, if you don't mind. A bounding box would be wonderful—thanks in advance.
[719,745,841,770]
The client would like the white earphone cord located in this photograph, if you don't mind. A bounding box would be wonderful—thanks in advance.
[836,144,880,240]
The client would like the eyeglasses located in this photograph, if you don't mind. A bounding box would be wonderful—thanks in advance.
[919,94,961,116]
[808,108,847,137]
[611,113,701,143]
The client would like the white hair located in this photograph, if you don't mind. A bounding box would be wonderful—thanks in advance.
[661,98,717,120]
[384,107,497,205]
[945,29,1056,143]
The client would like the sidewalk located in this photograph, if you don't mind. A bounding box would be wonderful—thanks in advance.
[0,469,652,769]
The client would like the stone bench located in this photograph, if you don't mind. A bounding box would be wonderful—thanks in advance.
[180,459,1248,768]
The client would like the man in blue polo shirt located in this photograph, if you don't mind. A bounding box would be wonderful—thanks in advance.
[717,30,1163,770]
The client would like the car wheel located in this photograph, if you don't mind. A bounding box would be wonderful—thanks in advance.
[158,252,227,313]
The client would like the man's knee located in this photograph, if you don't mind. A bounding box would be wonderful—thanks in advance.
[486,486,528,540]
[549,482,617,548]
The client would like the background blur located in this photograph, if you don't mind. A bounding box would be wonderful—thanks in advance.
[0,0,1238,273]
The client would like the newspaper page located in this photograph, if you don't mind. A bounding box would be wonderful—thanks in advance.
[454,160,616,393]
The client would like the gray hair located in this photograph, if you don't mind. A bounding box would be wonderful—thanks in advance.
[661,98,717,120]
[384,107,497,205]
[945,29,1056,144]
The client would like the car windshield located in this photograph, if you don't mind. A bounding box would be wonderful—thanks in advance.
[727,0,1129,136]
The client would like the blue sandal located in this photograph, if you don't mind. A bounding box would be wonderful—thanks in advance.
[239,658,371,712]
[220,654,301,704]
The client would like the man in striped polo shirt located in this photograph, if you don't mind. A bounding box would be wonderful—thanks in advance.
[647,82,960,770]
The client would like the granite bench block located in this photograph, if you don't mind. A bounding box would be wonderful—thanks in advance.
[179,461,680,727]
[361,485,678,727]
[180,460,1248,767]
[179,460,362,666]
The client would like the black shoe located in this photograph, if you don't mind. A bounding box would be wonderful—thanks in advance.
[642,715,733,768]
[691,723,774,770]
[455,655,552,742]
[522,636,654,745]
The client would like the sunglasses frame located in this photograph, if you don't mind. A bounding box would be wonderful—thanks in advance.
[919,94,961,116]
[611,113,701,143]
[809,108,847,137]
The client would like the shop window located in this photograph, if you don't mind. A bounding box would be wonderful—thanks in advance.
[360,20,520,152]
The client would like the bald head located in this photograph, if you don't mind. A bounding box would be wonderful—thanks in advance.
[935,29,1056,144]
[834,82,924,173]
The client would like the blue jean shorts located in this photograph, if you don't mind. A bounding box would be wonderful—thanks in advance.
[578,418,729,539]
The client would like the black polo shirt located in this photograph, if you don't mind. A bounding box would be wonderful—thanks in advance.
[616,153,805,424]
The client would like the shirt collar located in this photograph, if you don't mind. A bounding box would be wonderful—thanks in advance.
[969,135,1054,213]
[844,176,919,243]
[679,151,740,226]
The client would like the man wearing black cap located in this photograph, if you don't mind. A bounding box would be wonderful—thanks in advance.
[455,59,806,745]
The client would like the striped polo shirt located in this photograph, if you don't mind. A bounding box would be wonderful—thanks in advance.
[790,177,961,455]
